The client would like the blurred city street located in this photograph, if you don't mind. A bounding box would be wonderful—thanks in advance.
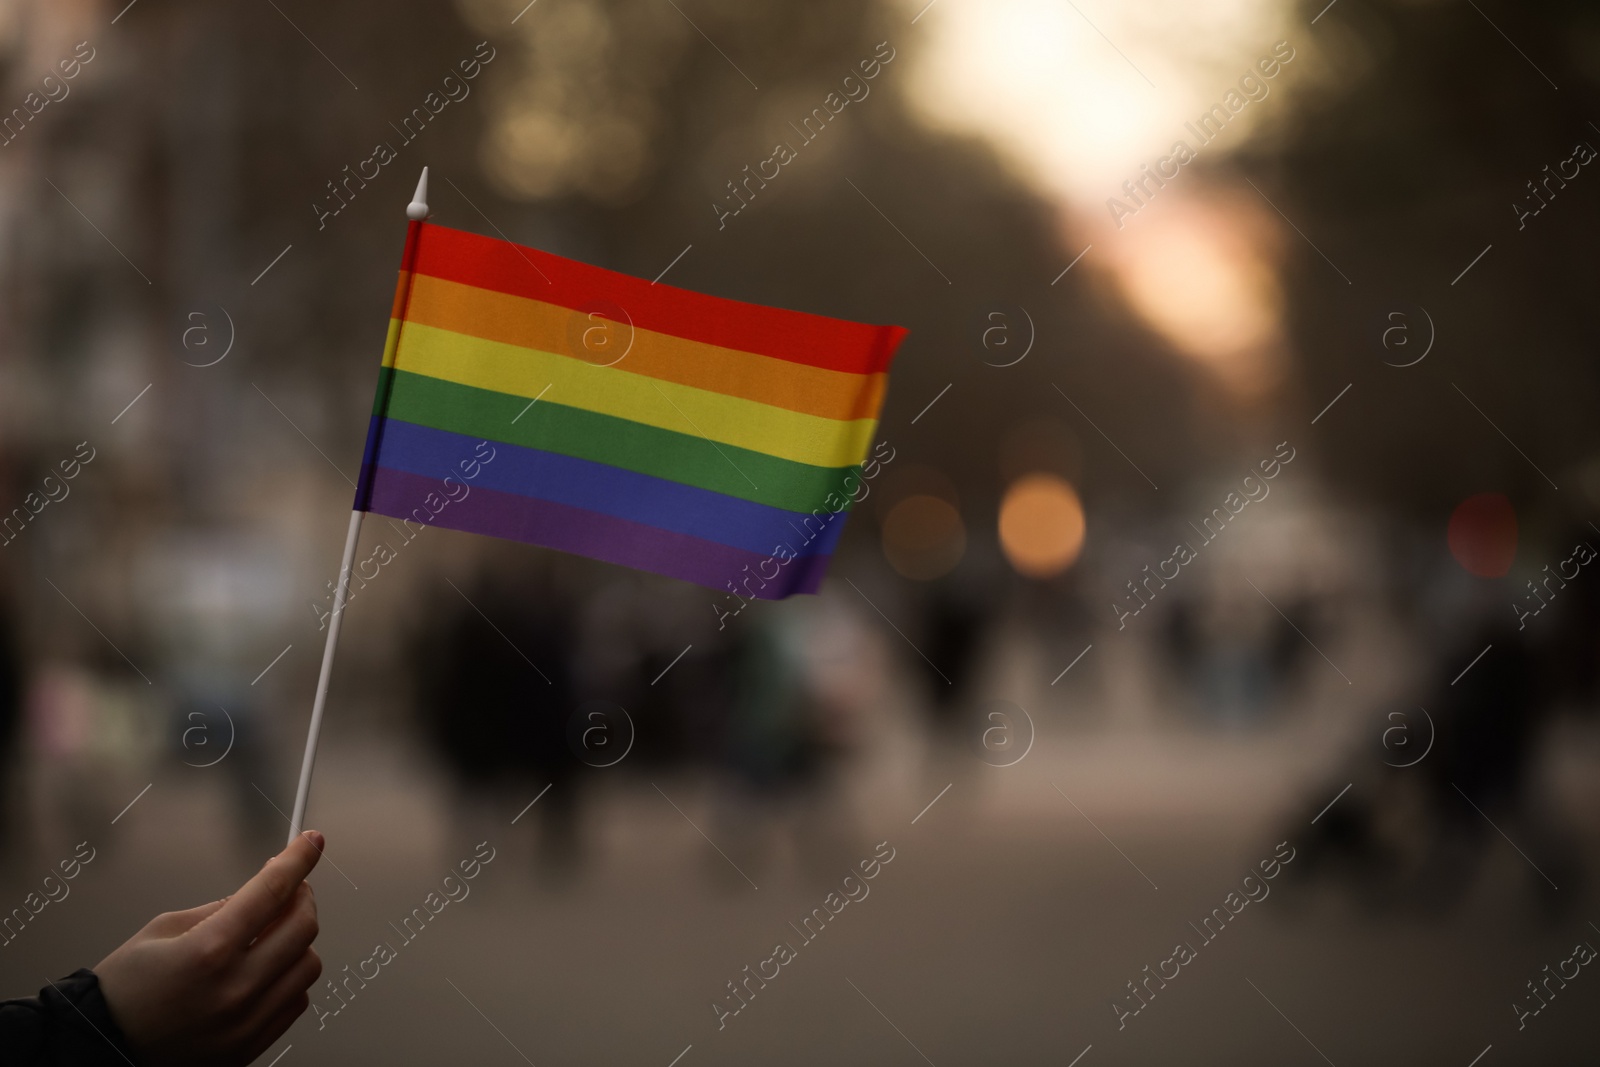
[5,575,1599,1064]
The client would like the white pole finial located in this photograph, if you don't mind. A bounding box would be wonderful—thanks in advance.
[407,166,430,220]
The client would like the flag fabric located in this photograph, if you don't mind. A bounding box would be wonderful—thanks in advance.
[352,220,908,599]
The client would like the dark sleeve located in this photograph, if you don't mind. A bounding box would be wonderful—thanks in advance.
[0,969,142,1066]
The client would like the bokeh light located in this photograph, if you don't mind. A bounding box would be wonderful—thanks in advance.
[881,494,967,580]
[998,473,1086,579]
[1447,492,1518,578]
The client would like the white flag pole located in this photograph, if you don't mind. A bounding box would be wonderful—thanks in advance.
[286,168,431,845]
[287,510,364,843]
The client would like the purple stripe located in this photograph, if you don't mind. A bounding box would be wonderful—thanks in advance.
[366,467,831,599]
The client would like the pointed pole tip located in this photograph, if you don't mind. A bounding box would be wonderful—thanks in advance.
[406,166,430,220]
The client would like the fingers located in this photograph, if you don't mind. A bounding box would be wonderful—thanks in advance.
[144,898,227,938]
[258,948,322,1021]
[240,949,320,1054]
[241,882,319,986]
[198,831,325,948]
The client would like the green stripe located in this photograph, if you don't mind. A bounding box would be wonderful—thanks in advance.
[377,368,861,514]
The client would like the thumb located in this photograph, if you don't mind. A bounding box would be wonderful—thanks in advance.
[197,831,325,946]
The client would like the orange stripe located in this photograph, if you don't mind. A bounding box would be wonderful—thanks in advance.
[410,221,906,375]
[400,273,888,422]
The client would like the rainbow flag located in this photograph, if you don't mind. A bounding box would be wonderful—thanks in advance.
[353,221,907,598]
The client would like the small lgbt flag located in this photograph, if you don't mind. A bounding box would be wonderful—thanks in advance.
[352,219,908,599]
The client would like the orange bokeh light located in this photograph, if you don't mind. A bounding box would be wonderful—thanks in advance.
[998,474,1086,579]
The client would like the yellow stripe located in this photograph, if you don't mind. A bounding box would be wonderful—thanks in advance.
[379,315,405,369]
[390,321,879,468]
[400,273,889,422]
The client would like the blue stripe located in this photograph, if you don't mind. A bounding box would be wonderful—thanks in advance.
[368,418,849,558]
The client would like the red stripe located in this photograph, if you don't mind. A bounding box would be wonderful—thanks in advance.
[407,222,908,376]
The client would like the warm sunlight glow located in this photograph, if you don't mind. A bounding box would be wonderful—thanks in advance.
[1098,191,1286,399]
[900,0,1301,400]
[899,0,1299,205]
